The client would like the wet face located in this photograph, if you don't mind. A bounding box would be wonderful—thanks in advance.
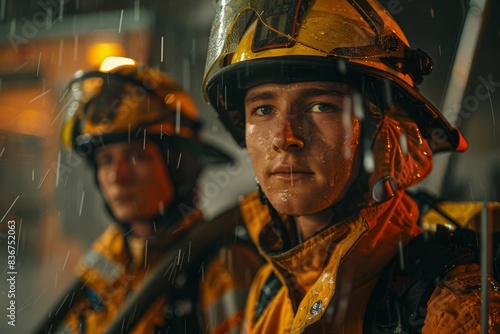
[95,140,174,223]
[245,81,361,216]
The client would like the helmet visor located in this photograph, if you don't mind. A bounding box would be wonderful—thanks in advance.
[204,0,406,86]
[61,71,198,148]
[61,71,234,165]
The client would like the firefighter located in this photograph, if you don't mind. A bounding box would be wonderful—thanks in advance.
[202,0,500,333]
[60,57,263,333]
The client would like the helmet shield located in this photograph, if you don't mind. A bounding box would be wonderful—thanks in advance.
[203,0,467,153]
[62,69,233,166]
[204,0,424,88]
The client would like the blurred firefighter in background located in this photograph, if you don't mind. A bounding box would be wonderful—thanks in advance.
[202,0,500,333]
[59,57,263,333]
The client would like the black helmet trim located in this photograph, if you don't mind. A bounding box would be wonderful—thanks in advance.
[206,56,467,153]
[69,70,168,109]
[73,127,234,167]
[64,68,234,166]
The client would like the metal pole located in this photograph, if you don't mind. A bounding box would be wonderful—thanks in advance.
[481,201,491,333]
[420,0,492,195]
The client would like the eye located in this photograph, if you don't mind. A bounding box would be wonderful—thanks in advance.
[95,153,113,167]
[254,106,273,116]
[309,103,337,113]
[127,150,152,163]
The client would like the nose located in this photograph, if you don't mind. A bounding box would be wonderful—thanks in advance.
[272,114,305,152]
[108,155,133,184]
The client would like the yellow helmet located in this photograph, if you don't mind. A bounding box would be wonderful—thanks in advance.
[202,0,467,153]
[62,57,232,165]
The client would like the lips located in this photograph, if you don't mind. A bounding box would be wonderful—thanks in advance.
[269,164,313,181]
[112,193,135,203]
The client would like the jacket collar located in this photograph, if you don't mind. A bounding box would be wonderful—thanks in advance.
[240,190,422,329]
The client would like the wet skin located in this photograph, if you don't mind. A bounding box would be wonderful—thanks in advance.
[244,81,362,238]
[95,140,174,236]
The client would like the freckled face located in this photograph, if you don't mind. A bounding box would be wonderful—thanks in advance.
[95,140,174,223]
[244,81,361,216]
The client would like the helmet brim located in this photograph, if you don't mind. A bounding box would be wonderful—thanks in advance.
[74,132,234,166]
[206,56,467,153]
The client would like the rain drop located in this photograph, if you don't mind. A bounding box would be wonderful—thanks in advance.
[399,132,408,155]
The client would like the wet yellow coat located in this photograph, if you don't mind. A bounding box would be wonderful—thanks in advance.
[240,191,500,333]
[64,209,263,333]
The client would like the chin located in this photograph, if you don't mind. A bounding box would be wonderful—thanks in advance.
[111,210,138,223]
[266,190,336,217]
[267,197,312,216]
[113,215,134,223]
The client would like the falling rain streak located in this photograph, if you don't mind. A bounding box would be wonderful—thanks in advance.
[62,250,70,271]
[118,9,124,33]
[188,241,192,263]
[79,191,85,216]
[487,90,496,141]
[37,52,42,76]
[342,96,353,160]
[32,288,48,305]
[161,36,164,62]
[14,61,28,72]
[73,35,79,61]
[399,133,408,155]
[177,152,182,169]
[37,168,50,190]
[176,100,181,134]
[144,240,148,268]
[28,89,52,104]
[55,151,61,187]
[134,0,140,21]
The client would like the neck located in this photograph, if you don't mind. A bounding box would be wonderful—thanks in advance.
[128,220,155,238]
[294,209,334,240]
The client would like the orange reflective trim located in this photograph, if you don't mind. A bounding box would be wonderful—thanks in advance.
[454,130,468,152]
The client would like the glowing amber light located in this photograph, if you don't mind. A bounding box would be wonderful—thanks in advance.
[100,57,136,72]
[87,42,125,67]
